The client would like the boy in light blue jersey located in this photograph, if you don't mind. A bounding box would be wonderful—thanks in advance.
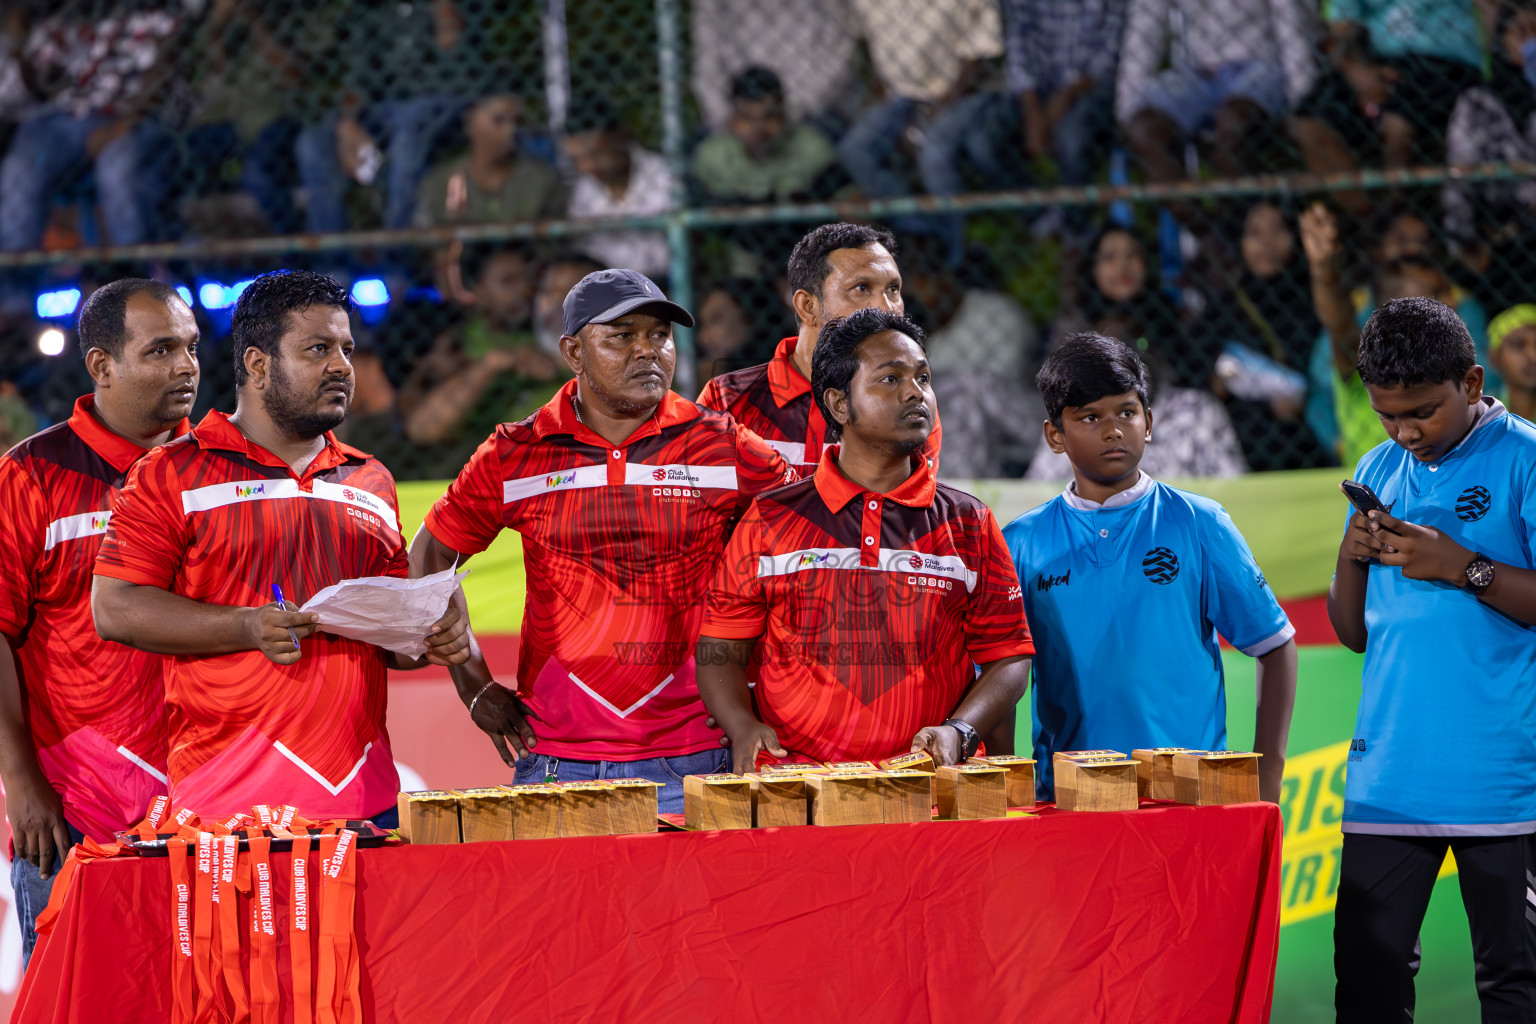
[1327,296,1536,1021]
[1002,333,1297,803]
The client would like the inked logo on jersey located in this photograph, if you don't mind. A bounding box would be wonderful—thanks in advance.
[1037,570,1071,592]
[1142,547,1179,585]
[796,551,835,569]
[235,483,265,498]
[1455,485,1491,522]
[91,514,110,531]
[545,471,577,489]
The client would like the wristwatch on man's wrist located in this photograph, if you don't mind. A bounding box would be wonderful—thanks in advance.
[1464,553,1495,594]
[943,718,981,760]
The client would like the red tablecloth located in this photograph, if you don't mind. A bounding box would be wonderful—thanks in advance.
[13,801,1280,1023]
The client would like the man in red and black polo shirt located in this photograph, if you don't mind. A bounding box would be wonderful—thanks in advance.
[411,269,794,811]
[697,222,941,473]
[93,270,468,825]
[697,308,1032,770]
[0,279,196,963]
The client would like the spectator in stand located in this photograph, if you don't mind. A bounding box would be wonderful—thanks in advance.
[692,68,843,205]
[0,7,36,160]
[533,253,604,356]
[1293,0,1484,193]
[177,0,312,237]
[903,236,1043,478]
[1201,200,1329,470]
[296,0,483,233]
[1118,0,1315,204]
[564,96,676,281]
[1059,225,1213,390]
[415,91,567,295]
[1488,303,1536,422]
[0,3,184,251]
[1301,201,1492,467]
[840,0,1008,262]
[1000,0,1127,236]
[401,242,565,457]
[694,277,788,383]
[690,0,859,135]
[415,92,567,229]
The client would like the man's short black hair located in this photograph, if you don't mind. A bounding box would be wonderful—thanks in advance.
[786,222,897,314]
[231,270,353,389]
[811,307,925,441]
[461,240,537,289]
[1358,296,1476,389]
[1036,332,1151,427]
[731,66,784,103]
[76,278,183,359]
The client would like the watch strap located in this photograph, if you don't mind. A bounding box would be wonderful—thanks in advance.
[943,718,980,759]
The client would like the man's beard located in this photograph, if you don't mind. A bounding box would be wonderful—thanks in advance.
[582,367,663,417]
[263,356,350,438]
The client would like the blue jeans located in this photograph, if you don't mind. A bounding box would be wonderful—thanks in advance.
[183,118,302,234]
[295,97,461,232]
[11,820,85,969]
[0,112,176,250]
[512,748,730,815]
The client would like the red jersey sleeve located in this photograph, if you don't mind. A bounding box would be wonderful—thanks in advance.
[0,457,46,637]
[696,376,723,410]
[423,430,506,556]
[381,474,409,579]
[732,425,796,516]
[94,446,188,589]
[702,501,769,640]
[963,509,1034,664]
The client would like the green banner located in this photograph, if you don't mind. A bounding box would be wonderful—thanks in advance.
[397,473,1482,1020]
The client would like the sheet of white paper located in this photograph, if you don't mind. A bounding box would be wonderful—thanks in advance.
[299,567,469,658]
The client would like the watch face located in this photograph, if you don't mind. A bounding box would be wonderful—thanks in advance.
[1467,560,1495,589]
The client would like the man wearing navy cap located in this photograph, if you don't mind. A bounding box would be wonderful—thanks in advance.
[410,269,797,807]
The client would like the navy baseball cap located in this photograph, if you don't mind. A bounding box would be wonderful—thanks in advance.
[561,268,695,336]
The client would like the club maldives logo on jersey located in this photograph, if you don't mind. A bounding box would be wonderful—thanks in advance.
[652,467,667,482]
[341,486,382,511]
[545,471,577,489]
[234,483,265,498]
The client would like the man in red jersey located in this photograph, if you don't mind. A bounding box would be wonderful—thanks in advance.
[0,279,196,963]
[411,269,794,811]
[93,270,468,825]
[697,308,1032,770]
[697,221,941,472]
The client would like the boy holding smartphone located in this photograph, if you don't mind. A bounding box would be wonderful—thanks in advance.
[1003,333,1297,802]
[1328,296,1536,1020]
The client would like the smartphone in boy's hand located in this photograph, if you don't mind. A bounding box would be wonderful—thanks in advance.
[1341,480,1400,534]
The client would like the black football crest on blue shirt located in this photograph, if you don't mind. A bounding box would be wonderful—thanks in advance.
[1455,485,1491,522]
[1142,547,1179,585]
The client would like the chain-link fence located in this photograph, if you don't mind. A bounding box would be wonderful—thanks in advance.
[2,0,1534,479]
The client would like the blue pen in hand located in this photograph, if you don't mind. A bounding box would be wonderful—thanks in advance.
[270,583,301,652]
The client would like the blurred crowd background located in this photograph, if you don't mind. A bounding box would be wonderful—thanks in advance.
[2,0,1536,480]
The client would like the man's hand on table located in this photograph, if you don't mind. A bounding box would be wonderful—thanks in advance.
[729,721,786,774]
[470,683,540,765]
[911,725,963,766]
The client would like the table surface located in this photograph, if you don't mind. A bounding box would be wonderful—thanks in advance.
[13,801,1282,1024]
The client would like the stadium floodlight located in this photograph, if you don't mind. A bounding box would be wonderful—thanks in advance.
[36,288,81,320]
[37,327,66,356]
[351,278,390,306]
[176,286,193,307]
[199,282,229,309]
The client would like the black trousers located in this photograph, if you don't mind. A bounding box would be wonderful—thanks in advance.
[1335,831,1536,1023]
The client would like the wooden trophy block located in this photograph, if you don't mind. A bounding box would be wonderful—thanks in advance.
[1131,748,1191,800]
[758,762,824,775]
[457,787,516,843]
[1052,750,1127,807]
[606,779,662,835]
[747,774,809,827]
[683,774,753,830]
[822,761,880,773]
[1171,751,1262,805]
[879,751,936,774]
[559,781,615,837]
[1054,757,1139,812]
[397,790,463,844]
[880,770,935,822]
[969,755,1036,808]
[807,773,886,826]
[934,765,1007,820]
[502,783,564,839]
